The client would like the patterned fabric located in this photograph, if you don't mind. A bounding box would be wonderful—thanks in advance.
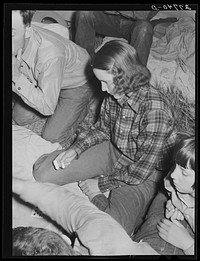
[72,84,176,192]
[164,173,195,232]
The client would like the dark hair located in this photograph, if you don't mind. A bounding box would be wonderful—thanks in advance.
[173,133,195,170]
[172,132,195,188]
[92,40,151,96]
[12,227,80,256]
[19,10,36,26]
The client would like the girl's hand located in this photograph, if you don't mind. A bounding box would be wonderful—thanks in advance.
[53,149,77,170]
[170,208,184,221]
[157,218,194,251]
[165,200,184,221]
[165,200,175,219]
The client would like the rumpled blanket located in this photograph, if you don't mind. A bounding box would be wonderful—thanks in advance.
[147,16,195,103]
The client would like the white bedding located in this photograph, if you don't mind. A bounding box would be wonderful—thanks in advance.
[12,125,89,233]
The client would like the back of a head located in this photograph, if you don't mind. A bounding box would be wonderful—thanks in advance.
[12,227,80,256]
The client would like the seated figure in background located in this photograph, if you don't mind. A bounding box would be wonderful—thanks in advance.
[74,11,177,66]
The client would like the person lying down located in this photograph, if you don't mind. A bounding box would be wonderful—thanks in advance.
[12,177,159,256]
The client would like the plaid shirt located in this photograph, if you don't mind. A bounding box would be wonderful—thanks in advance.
[72,85,177,193]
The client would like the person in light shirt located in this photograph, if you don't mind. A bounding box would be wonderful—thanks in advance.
[12,10,101,147]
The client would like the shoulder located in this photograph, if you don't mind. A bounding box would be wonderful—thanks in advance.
[145,85,170,111]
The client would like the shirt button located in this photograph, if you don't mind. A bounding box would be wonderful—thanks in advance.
[17,87,21,90]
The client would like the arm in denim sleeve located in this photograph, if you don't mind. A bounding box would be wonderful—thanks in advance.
[13,57,65,116]
[98,109,175,192]
[71,96,111,156]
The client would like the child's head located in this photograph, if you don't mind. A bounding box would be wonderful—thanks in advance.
[91,40,151,97]
[12,226,81,256]
[170,133,195,193]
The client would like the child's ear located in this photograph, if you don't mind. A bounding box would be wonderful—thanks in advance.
[25,26,31,38]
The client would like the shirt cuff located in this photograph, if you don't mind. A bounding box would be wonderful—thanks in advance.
[98,176,121,193]
[70,143,84,158]
[14,74,32,93]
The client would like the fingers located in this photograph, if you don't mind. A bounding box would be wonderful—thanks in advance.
[53,159,60,170]
[157,229,167,241]
[53,158,69,170]
[53,150,76,170]
[78,180,87,189]
[165,209,174,219]
[78,181,90,195]
[171,219,183,228]
[53,151,66,170]
[170,208,184,221]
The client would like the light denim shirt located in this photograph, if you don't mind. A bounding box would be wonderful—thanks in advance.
[12,22,92,116]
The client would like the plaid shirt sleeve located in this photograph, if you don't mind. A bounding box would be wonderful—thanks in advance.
[71,96,111,156]
[98,109,175,192]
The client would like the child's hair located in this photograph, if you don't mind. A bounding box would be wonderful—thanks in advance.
[12,226,80,256]
[91,40,151,96]
[172,132,195,188]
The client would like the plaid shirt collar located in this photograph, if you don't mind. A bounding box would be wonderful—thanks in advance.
[117,85,149,112]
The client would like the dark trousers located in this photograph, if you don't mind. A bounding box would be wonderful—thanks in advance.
[132,190,194,255]
[75,11,154,66]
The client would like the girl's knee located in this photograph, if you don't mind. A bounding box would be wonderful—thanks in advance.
[32,154,52,182]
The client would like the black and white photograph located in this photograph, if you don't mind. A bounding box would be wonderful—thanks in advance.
[2,3,197,257]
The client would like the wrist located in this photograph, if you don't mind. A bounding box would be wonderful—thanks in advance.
[182,236,194,252]
[184,242,194,255]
